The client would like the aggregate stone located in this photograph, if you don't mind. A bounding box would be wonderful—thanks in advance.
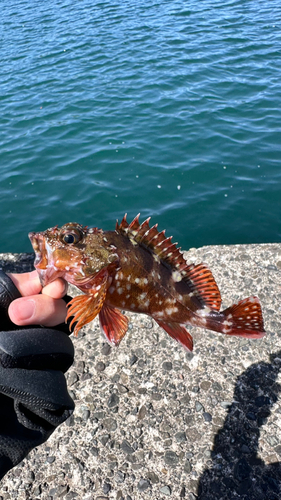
[138,405,147,419]
[33,485,42,496]
[93,411,105,420]
[184,460,192,473]
[195,401,204,412]
[99,434,110,446]
[68,371,79,386]
[191,386,199,393]
[95,361,106,372]
[137,478,151,491]
[181,394,191,405]
[212,382,223,391]
[103,482,111,494]
[164,450,179,466]
[57,485,69,495]
[115,471,126,483]
[200,381,211,391]
[175,431,187,443]
[159,485,172,495]
[82,409,90,421]
[151,392,162,401]
[180,486,186,497]
[129,354,138,366]
[117,383,129,394]
[275,445,281,456]
[162,361,173,371]
[90,447,99,457]
[101,343,112,356]
[121,440,135,455]
[103,417,117,432]
[147,471,159,484]
[107,393,120,408]
[203,412,212,422]
[76,360,85,374]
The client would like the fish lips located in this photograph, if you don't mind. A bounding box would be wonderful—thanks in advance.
[29,232,45,267]
[36,267,65,288]
[28,231,64,287]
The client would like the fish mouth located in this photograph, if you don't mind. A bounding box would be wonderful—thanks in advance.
[28,231,64,287]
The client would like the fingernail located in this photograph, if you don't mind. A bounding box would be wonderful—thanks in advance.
[15,299,36,321]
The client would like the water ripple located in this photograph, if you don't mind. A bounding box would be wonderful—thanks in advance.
[1,0,281,251]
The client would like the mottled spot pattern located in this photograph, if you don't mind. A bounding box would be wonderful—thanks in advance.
[29,213,265,350]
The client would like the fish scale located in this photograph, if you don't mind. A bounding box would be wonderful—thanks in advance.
[29,214,266,352]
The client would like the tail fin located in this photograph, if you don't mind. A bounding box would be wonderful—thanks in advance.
[220,296,265,339]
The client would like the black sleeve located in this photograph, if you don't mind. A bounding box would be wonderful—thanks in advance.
[0,271,75,481]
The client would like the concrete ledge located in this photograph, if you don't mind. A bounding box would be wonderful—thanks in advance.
[1,243,281,499]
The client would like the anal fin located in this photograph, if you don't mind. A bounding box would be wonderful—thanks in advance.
[155,320,193,351]
[99,304,129,346]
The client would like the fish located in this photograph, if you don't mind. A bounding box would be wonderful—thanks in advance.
[28,214,266,351]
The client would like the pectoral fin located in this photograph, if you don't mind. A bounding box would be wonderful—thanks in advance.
[66,268,109,336]
[155,319,193,351]
[99,304,128,346]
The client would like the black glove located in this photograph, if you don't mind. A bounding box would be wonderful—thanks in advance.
[0,271,75,481]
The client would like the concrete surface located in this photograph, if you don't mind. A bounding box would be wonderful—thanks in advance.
[1,243,281,500]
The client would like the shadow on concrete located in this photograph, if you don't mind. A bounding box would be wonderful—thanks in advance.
[197,351,281,500]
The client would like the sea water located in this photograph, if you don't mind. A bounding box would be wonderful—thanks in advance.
[1,0,281,253]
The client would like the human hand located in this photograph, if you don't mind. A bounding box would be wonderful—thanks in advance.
[0,270,75,481]
[8,270,68,327]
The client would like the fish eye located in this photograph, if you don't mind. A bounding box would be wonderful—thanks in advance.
[61,229,83,245]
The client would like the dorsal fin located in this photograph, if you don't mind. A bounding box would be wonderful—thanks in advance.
[116,214,185,267]
[116,214,222,311]
[182,263,222,311]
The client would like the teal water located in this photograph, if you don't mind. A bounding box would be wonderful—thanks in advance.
[1,0,281,254]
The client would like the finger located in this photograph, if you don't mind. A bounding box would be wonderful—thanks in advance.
[8,295,67,327]
[8,271,42,297]
[8,271,68,300]
[42,279,68,299]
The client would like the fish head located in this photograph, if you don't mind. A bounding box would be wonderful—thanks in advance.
[29,223,118,288]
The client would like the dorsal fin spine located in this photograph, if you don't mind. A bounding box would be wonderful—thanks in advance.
[116,214,222,311]
[128,213,140,230]
[144,224,159,244]
[116,213,128,231]
[140,217,151,229]
[138,218,151,238]
[155,230,166,245]
[140,230,150,241]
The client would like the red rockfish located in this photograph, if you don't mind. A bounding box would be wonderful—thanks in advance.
[29,214,265,351]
